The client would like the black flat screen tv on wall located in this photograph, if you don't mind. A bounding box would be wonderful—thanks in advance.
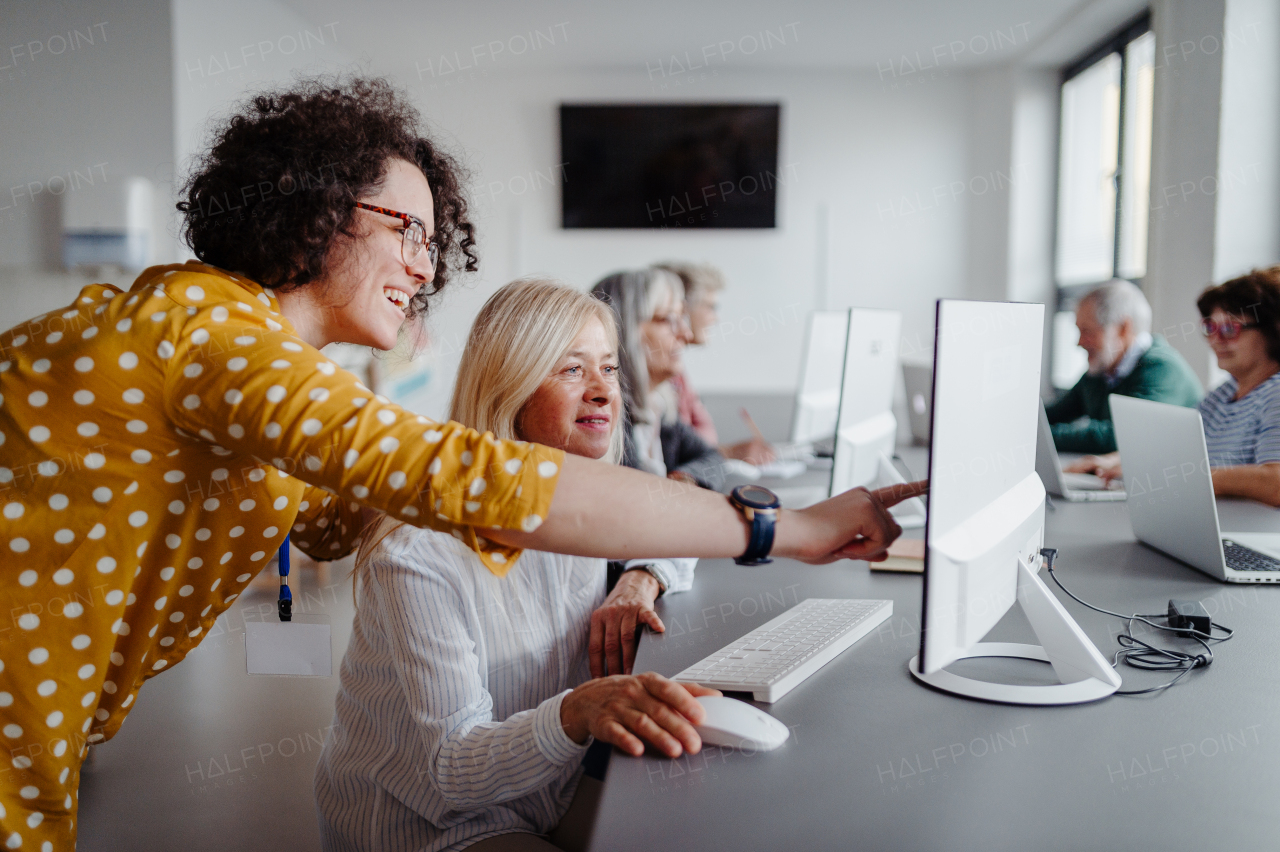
[559,103,780,229]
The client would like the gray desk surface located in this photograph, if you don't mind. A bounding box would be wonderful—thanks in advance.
[588,490,1280,852]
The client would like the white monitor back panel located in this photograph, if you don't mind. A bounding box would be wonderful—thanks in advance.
[835,309,901,431]
[829,309,901,493]
[922,299,1046,673]
[790,311,851,444]
[928,301,1043,535]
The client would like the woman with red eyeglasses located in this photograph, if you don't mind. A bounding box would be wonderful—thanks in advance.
[0,78,922,847]
[1074,266,1280,506]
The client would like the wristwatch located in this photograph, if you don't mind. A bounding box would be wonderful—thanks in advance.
[729,485,781,565]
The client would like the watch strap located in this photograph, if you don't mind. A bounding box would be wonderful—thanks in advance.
[736,507,776,565]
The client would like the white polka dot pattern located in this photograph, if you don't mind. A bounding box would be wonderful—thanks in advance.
[0,263,564,842]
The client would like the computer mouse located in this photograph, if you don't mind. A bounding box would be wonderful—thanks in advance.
[693,696,790,751]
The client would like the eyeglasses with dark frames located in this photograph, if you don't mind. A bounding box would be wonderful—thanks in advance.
[353,202,440,271]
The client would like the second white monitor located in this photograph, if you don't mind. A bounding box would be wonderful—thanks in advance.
[827,308,925,527]
[790,310,851,445]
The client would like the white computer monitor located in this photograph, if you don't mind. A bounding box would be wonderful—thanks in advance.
[910,299,1120,705]
[827,309,926,527]
[789,311,851,446]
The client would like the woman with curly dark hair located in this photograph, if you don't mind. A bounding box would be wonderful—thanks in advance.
[0,76,920,847]
[1193,266,1280,504]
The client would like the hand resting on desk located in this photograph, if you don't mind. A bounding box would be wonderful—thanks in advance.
[1064,452,1122,484]
[590,568,664,677]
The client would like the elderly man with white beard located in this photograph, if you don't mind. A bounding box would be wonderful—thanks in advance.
[1047,278,1202,454]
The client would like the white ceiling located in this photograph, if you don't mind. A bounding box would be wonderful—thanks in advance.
[278,0,1149,75]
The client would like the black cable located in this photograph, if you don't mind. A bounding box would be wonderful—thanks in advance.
[890,454,915,481]
[1039,548,1233,695]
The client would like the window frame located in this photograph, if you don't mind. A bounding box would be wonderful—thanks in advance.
[1051,10,1153,388]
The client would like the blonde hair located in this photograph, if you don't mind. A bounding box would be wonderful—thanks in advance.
[653,261,726,306]
[355,278,622,580]
[449,278,624,461]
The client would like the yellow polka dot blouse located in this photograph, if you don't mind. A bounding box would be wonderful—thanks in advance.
[0,262,563,847]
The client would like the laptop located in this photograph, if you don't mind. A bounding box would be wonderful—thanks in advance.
[901,361,932,446]
[1035,403,1126,502]
[1111,395,1280,583]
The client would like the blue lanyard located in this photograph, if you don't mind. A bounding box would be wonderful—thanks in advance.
[277,534,292,622]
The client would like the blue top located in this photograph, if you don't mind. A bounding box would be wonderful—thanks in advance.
[1198,371,1280,467]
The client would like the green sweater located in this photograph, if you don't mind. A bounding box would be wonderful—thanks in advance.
[1047,335,1203,453]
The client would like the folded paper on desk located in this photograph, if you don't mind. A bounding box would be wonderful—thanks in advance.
[245,618,332,676]
[720,459,761,480]
[772,484,829,508]
[871,538,924,572]
[721,459,810,481]
[757,460,808,479]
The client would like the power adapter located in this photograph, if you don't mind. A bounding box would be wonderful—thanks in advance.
[1168,599,1211,635]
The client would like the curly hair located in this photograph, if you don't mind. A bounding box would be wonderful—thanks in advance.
[177,76,478,321]
[1197,265,1280,365]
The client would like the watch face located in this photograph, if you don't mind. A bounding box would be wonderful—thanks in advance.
[738,485,780,509]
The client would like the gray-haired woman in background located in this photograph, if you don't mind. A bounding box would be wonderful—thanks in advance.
[590,269,726,490]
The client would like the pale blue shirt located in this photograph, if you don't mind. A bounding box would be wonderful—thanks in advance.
[1199,371,1280,467]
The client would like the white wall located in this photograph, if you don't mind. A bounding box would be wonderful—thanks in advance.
[171,0,988,418]
[0,0,175,268]
[0,0,176,330]
[1145,0,1280,386]
[9,1,1178,426]
[1213,0,1280,282]
[1005,70,1059,310]
[375,65,988,416]
[1146,0,1227,385]
[171,0,352,186]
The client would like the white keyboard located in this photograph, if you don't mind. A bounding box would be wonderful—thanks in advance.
[672,598,892,702]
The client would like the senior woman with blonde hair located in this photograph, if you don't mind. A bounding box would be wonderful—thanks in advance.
[315,279,714,852]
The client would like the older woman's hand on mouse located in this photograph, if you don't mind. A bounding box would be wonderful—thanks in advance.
[560,672,722,758]
[589,568,665,677]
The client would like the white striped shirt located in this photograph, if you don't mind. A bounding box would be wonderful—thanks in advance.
[1199,372,1280,467]
[314,523,693,851]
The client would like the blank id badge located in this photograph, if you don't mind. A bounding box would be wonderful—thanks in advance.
[245,532,332,676]
[245,613,333,677]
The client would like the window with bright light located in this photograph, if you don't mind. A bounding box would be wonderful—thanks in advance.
[1052,14,1154,389]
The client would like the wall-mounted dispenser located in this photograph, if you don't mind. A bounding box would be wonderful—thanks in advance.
[62,176,153,271]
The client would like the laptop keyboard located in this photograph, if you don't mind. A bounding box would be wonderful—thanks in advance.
[1223,540,1280,572]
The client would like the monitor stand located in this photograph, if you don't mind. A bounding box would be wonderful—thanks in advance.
[908,557,1121,705]
[875,454,926,529]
